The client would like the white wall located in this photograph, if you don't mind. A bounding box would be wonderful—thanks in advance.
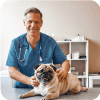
[0,34,1,71]
[0,0,100,72]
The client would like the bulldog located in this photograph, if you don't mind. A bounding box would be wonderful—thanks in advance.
[19,64,88,100]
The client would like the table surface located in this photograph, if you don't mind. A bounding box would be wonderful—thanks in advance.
[1,77,100,100]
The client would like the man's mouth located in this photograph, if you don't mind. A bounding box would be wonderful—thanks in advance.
[30,29,37,31]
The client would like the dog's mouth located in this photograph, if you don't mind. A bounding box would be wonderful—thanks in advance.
[43,78,48,80]
[37,72,53,83]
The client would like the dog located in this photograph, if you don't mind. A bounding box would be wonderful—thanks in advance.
[19,64,88,100]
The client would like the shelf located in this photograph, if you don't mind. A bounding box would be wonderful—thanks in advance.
[68,59,87,60]
[70,40,88,43]
[57,41,70,43]
[77,75,87,78]
[57,40,89,87]
[57,40,88,43]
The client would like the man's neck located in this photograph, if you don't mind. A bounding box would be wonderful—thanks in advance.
[26,33,40,49]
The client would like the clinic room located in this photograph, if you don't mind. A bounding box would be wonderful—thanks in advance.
[0,0,100,100]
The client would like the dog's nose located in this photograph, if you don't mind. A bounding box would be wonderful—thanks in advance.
[43,71,47,74]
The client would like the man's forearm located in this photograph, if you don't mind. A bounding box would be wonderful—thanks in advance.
[9,67,31,85]
[61,59,70,74]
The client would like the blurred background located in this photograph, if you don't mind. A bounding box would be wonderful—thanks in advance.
[0,0,100,73]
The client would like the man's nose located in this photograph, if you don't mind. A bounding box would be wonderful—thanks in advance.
[31,22,36,28]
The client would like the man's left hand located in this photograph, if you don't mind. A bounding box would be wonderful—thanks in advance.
[56,69,68,82]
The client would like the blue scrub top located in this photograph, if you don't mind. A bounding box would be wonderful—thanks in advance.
[6,32,66,88]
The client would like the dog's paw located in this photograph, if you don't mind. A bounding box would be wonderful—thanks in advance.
[40,97,48,100]
[19,95,24,99]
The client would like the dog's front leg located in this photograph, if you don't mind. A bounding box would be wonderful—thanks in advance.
[41,92,59,100]
[19,89,38,99]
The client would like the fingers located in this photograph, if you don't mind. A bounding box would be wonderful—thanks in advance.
[58,71,65,82]
[56,69,63,82]
[56,69,67,82]
[56,69,62,76]
[30,76,40,87]
[33,80,39,87]
[56,69,61,73]
[31,76,36,80]
[58,73,66,82]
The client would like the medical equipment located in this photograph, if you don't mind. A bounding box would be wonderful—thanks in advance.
[18,40,43,62]
[39,44,42,61]
[39,56,42,61]
[18,44,28,62]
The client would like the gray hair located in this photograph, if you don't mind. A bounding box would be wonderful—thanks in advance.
[24,7,42,19]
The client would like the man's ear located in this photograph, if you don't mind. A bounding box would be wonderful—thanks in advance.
[50,64,57,71]
[34,64,41,70]
[23,20,26,26]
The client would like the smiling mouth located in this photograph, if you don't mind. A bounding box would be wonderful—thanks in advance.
[30,29,37,31]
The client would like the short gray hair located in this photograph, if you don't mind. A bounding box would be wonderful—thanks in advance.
[24,7,42,19]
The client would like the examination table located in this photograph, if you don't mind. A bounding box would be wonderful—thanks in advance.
[1,77,100,100]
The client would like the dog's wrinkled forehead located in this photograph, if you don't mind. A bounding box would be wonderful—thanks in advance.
[35,64,55,73]
[39,64,54,71]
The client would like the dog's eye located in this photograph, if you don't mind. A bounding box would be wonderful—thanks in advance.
[48,70,53,73]
[38,69,44,73]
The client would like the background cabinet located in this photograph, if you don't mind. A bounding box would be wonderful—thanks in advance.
[57,40,89,87]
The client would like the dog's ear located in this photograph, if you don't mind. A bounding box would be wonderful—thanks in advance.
[50,64,57,71]
[34,64,41,70]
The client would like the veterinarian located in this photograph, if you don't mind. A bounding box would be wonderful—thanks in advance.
[6,7,70,88]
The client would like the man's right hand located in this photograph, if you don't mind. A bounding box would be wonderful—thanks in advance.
[30,76,40,87]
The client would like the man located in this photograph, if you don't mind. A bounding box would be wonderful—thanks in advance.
[6,7,70,88]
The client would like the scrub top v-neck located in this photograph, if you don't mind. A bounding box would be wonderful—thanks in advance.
[6,32,67,88]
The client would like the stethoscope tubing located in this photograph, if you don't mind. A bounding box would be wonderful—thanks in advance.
[18,39,42,62]
[18,45,28,62]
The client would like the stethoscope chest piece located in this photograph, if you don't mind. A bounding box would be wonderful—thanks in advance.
[39,56,42,61]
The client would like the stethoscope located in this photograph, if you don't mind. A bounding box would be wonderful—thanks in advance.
[18,39,43,62]
[39,45,43,61]
[18,44,28,62]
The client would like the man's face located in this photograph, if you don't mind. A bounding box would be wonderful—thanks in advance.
[23,12,43,37]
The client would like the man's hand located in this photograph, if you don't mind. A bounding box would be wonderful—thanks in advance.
[56,60,70,82]
[56,69,68,82]
[30,76,40,87]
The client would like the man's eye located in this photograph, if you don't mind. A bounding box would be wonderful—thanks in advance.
[35,21,39,24]
[27,21,32,24]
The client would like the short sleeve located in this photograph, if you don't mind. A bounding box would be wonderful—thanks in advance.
[52,41,67,64]
[6,39,19,68]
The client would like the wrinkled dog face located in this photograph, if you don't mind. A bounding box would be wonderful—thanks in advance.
[34,64,57,84]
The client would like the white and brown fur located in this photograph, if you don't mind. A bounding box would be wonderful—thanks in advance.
[19,64,88,100]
